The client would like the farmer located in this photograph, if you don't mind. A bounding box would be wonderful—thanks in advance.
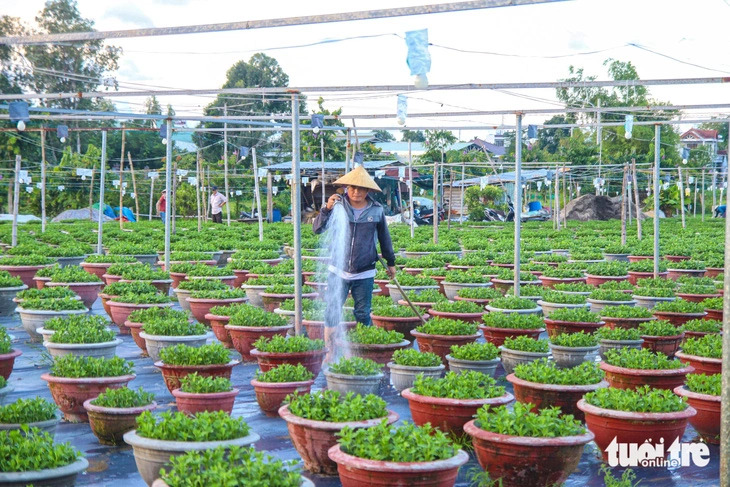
[156,189,167,221]
[313,166,397,351]
[209,185,227,224]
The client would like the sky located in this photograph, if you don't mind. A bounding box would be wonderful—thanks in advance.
[2,0,730,141]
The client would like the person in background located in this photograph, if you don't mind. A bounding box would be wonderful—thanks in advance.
[156,189,167,221]
[209,185,227,224]
[313,166,397,355]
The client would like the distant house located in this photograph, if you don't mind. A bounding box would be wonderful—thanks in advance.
[680,128,727,172]
[459,138,507,160]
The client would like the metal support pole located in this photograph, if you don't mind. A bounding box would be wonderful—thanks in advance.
[320,138,326,207]
[96,130,107,254]
[513,113,523,297]
[118,126,126,229]
[223,105,231,226]
[433,155,439,244]
[252,147,264,242]
[596,99,602,195]
[148,177,154,221]
[292,94,303,336]
[653,125,661,277]
[40,129,46,233]
[562,163,567,228]
[554,168,560,230]
[164,119,172,272]
[721,150,730,487]
[621,164,627,245]
[702,169,706,222]
[11,155,20,247]
[345,129,351,174]
[409,141,414,238]
[678,166,686,228]
[693,170,698,218]
[196,151,202,231]
[460,161,465,224]
[447,169,454,231]
[632,159,642,240]
[440,149,445,209]
[266,173,273,222]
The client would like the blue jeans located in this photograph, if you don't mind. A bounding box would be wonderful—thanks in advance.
[325,273,375,328]
[160,211,166,221]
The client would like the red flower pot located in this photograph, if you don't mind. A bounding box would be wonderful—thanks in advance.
[225,324,293,360]
[0,264,49,288]
[0,349,22,380]
[674,386,720,444]
[371,314,427,343]
[651,310,706,327]
[640,333,685,357]
[261,292,317,313]
[410,330,481,364]
[34,276,50,289]
[98,293,117,319]
[627,255,653,263]
[41,373,136,422]
[543,318,605,338]
[705,267,724,278]
[232,269,250,288]
[599,361,694,390]
[80,262,114,282]
[187,297,247,325]
[478,325,544,347]
[577,398,696,461]
[427,309,484,324]
[675,292,721,303]
[102,273,122,286]
[250,378,314,417]
[83,399,157,446]
[342,339,412,365]
[705,308,722,321]
[124,320,148,355]
[374,279,390,296]
[46,282,102,308]
[328,444,468,487]
[674,352,721,375]
[601,316,655,330]
[154,361,240,394]
[506,374,608,421]
[279,405,399,475]
[106,300,174,332]
[464,420,594,487]
[585,274,629,287]
[538,276,586,289]
[302,320,356,341]
[250,348,327,377]
[205,313,233,348]
[627,270,668,286]
[169,272,187,289]
[402,388,513,436]
[171,388,239,416]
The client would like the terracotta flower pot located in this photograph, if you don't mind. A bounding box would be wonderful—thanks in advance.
[585,274,629,286]
[0,349,21,380]
[171,388,239,416]
[506,374,609,421]
[705,267,724,278]
[538,276,586,289]
[479,325,544,347]
[46,281,102,309]
[102,273,122,286]
[225,324,293,361]
[302,320,356,341]
[0,264,49,288]
[107,300,174,333]
[427,308,484,324]
[83,399,157,446]
[628,255,653,263]
[410,330,481,364]
[187,297,247,325]
[33,276,50,289]
[341,339,412,365]
[577,398,696,461]
[250,348,327,377]
[328,444,468,487]
[599,361,694,390]
[628,270,668,286]
[601,315,655,330]
[640,333,685,357]
[674,386,720,444]
[374,279,390,296]
[704,308,723,321]
[675,292,720,303]
[125,320,148,355]
[651,310,706,327]
[154,360,240,394]
[543,318,604,338]
[279,405,399,475]
[250,378,314,417]
[232,269,250,288]
[402,388,513,436]
[464,419,594,487]
[119,279,172,295]
[41,373,136,422]
[674,351,721,375]
[98,292,117,318]
[370,314,427,343]
[205,313,233,348]
[169,272,187,289]
[261,292,318,313]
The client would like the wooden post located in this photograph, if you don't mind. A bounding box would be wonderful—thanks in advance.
[148,177,155,221]
[205,166,210,222]
[89,167,95,219]
[172,158,178,234]
[554,168,560,230]
[41,128,47,232]
[127,153,140,222]
[223,104,231,226]
[118,127,125,229]
[627,168,632,225]
[6,173,11,214]
[678,166,686,229]
[702,169,706,222]
[562,163,567,228]
[196,151,202,231]
[266,172,273,222]
[693,170,698,218]
[621,164,628,246]
[252,147,264,241]
[447,168,454,230]
[11,155,20,247]
[631,159,642,240]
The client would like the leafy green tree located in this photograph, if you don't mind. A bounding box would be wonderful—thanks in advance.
[401,130,426,142]
[372,130,395,142]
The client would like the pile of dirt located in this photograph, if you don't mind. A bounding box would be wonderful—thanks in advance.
[561,194,647,221]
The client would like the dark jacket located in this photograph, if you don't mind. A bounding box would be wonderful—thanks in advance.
[313,194,396,274]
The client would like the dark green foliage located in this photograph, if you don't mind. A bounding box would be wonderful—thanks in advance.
[254,364,314,383]
[549,331,598,347]
[327,357,383,376]
[286,390,388,422]
[603,348,684,370]
[0,397,57,424]
[50,355,134,378]
[489,297,538,310]
[91,387,155,408]
[475,402,585,437]
[637,320,681,337]
[411,371,505,399]
[179,373,233,393]
[584,385,688,412]
[346,324,404,344]
[600,305,653,318]
[135,410,250,441]
[449,342,499,361]
[158,343,230,366]
[415,317,478,336]
[482,312,544,329]
[685,373,720,396]
[652,299,705,314]
[391,349,442,367]
[514,358,603,385]
[20,297,86,311]
[503,336,549,353]
[681,334,722,359]
[253,335,324,353]
[0,428,80,472]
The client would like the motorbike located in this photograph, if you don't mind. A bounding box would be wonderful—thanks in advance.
[503,196,551,223]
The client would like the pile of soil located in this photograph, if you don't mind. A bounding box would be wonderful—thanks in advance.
[562,194,646,221]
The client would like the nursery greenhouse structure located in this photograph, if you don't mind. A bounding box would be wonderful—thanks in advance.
[0,1,728,486]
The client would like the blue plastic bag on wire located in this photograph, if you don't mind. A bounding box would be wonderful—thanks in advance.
[405,29,431,88]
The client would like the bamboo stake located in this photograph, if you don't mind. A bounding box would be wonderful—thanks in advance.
[196,150,202,231]
[631,159,642,240]
[118,127,125,229]
[621,164,627,245]
[89,167,95,219]
[678,166,686,229]
[41,128,46,232]
[127,153,140,222]
[148,177,155,221]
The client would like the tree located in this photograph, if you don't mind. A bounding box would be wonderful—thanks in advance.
[699,121,728,152]
[401,130,426,142]
[144,96,163,116]
[372,130,395,142]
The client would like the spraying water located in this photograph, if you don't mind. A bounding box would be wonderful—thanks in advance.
[318,201,351,361]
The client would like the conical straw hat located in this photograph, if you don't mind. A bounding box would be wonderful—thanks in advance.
[333,165,382,192]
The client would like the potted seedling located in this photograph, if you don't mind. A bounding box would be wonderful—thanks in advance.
[0,254,54,288]
[700,297,723,321]
[651,299,707,326]
[204,302,249,348]
[603,243,631,262]
[490,269,541,294]
[674,373,720,444]
[486,296,541,315]
[119,265,173,295]
[172,373,239,416]
[13,285,77,305]
[99,281,158,320]
[250,364,315,416]
[174,278,228,311]
[445,342,500,376]
[370,303,427,342]
[666,259,706,281]
[260,283,317,312]
[84,387,157,446]
[578,386,696,461]
[242,275,292,308]
[440,270,493,300]
[102,262,142,286]
[386,273,440,303]
[500,336,550,374]
[675,283,721,303]
[225,304,293,360]
[302,307,357,341]
[187,287,248,325]
[81,254,137,281]
[107,292,173,332]
[324,357,384,396]
[387,349,444,392]
[586,288,636,314]
[251,335,327,376]
[536,290,589,318]
[0,397,60,437]
[279,390,398,475]
[480,312,545,346]
[508,359,607,420]
[675,334,722,375]
[0,271,26,316]
[168,262,194,289]
[137,310,209,361]
[0,328,20,381]
[428,299,484,323]
[552,281,595,297]
[42,315,122,360]
[155,343,239,394]
[632,286,676,309]
[600,304,655,330]
[124,410,258,486]
[329,421,468,486]
[107,242,159,265]
[340,324,411,365]
[548,331,599,368]
[41,355,136,422]
[543,307,604,338]
[638,319,685,357]
[0,428,88,486]
[600,347,694,390]
[682,318,722,339]
[397,288,448,311]
[17,297,88,343]
[627,259,669,285]
[411,318,481,363]
[538,267,586,289]
[454,286,502,306]
[464,402,593,487]
[595,327,643,359]
[584,261,629,287]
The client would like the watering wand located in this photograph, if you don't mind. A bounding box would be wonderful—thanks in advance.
[377,256,427,324]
